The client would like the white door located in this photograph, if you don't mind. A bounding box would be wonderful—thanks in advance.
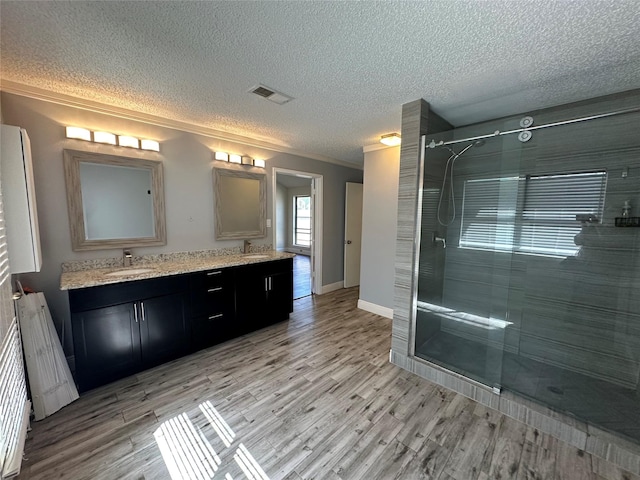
[344,182,363,288]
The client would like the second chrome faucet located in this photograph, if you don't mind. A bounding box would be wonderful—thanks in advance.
[123,250,133,266]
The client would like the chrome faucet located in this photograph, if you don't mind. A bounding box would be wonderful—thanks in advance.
[243,240,251,254]
[123,250,132,267]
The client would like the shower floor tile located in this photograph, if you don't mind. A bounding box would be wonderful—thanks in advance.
[416,330,640,443]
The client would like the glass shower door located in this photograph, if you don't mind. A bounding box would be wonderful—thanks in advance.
[414,119,523,389]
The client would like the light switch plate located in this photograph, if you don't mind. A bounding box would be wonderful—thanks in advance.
[266,218,272,228]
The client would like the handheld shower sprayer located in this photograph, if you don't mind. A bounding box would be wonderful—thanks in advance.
[436,139,486,227]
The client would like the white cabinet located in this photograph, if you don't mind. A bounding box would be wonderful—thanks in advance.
[0,125,42,273]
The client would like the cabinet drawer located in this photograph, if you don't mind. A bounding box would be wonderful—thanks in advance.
[191,311,235,350]
[190,269,234,316]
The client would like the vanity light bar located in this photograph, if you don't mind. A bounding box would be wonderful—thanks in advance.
[65,126,91,141]
[65,126,160,152]
[93,131,117,145]
[118,135,139,148]
[213,151,266,168]
[140,139,160,152]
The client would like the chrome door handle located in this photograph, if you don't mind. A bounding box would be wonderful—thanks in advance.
[134,303,138,323]
[207,287,223,293]
[208,313,224,320]
[268,276,272,291]
[140,301,145,321]
[206,271,222,276]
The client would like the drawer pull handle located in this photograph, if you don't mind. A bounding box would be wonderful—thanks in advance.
[207,287,223,293]
[207,271,222,276]
[208,313,224,320]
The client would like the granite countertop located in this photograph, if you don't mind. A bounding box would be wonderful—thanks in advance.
[60,251,295,290]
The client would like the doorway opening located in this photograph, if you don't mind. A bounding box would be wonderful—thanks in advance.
[273,168,323,299]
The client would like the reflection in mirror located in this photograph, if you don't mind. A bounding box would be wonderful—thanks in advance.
[64,150,166,251]
[213,167,266,240]
[80,162,155,240]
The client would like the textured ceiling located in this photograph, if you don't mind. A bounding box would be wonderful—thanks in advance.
[1,1,639,166]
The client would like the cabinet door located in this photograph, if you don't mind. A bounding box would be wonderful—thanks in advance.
[266,270,293,323]
[72,303,140,392]
[139,292,189,366]
[235,259,293,331]
[235,265,268,332]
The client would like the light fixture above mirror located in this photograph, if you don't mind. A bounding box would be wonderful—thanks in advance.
[65,126,160,152]
[213,151,265,168]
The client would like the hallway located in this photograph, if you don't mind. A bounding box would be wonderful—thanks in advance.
[293,254,311,299]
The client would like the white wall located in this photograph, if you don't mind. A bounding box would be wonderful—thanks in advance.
[358,145,400,316]
[1,92,362,353]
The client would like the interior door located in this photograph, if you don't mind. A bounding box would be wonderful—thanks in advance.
[344,182,363,288]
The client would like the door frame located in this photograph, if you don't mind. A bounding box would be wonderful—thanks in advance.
[272,167,323,295]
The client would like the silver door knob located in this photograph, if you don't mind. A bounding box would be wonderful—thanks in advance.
[346,240,352,244]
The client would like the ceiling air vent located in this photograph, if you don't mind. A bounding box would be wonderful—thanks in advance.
[249,84,294,105]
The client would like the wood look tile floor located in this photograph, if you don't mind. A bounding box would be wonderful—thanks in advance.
[293,254,311,299]
[17,288,640,480]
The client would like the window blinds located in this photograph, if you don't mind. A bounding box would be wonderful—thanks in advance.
[0,164,30,478]
[460,171,607,257]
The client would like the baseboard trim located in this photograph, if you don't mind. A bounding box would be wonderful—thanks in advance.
[318,281,343,294]
[357,299,393,319]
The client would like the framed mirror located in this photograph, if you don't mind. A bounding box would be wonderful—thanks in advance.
[213,166,266,240]
[63,149,166,251]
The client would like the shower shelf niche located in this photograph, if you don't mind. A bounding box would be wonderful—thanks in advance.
[614,217,640,227]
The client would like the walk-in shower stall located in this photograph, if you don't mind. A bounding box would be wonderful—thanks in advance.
[411,91,640,443]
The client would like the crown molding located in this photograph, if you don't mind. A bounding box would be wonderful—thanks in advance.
[0,80,362,170]
[362,142,400,153]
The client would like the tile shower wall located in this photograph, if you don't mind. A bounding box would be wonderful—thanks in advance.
[438,90,640,391]
[393,89,640,472]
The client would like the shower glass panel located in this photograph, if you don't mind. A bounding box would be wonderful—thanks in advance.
[414,116,523,388]
[413,91,640,443]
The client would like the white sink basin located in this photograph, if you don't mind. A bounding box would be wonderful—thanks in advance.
[243,254,269,259]
[105,268,155,277]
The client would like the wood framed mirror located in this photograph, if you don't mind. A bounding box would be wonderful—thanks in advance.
[63,149,166,251]
[213,166,266,240]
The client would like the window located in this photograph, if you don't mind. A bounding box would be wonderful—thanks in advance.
[460,171,607,257]
[294,195,311,247]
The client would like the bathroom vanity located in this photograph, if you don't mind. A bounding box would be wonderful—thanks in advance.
[63,254,293,392]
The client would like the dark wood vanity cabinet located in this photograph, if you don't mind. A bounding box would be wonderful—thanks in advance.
[70,276,190,392]
[69,258,293,392]
[235,258,294,331]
